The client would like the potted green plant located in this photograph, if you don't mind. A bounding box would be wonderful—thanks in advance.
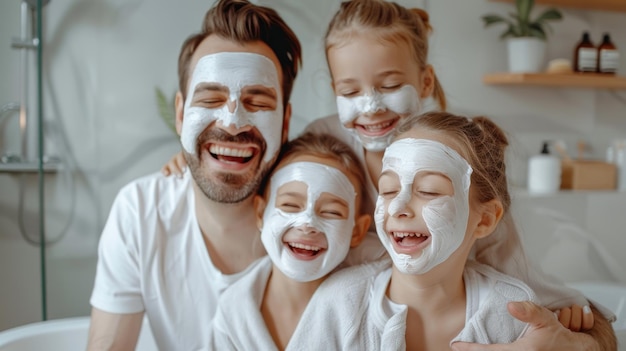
[482,0,562,73]
[155,87,177,135]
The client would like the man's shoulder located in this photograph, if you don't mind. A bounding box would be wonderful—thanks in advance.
[217,257,271,314]
[118,171,192,201]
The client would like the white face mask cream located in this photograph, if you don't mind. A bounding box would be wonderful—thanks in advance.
[261,162,357,282]
[181,52,283,163]
[336,85,420,151]
[375,138,473,274]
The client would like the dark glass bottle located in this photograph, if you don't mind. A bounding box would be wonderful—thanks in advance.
[597,33,619,74]
[574,32,597,73]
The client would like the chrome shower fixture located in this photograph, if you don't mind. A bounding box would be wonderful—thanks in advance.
[24,0,51,8]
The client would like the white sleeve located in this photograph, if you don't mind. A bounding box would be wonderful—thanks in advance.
[89,185,145,314]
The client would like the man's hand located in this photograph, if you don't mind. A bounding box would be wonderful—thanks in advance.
[451,301,599,351]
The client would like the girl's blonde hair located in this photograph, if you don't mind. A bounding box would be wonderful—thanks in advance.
[396,112,510,213]
[325,0,446,110]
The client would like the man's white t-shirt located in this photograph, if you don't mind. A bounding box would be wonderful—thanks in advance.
[89,171,264,350]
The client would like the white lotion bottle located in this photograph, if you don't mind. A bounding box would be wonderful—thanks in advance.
[528,141,561,194]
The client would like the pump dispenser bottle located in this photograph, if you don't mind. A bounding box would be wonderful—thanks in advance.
[528,141,562,194]
[574,32,597,73]
[597,33,619,74]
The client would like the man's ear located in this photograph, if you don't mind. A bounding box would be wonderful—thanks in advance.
[282,103,292,145]
[419,64,435,99]
[350,214,371,248]
[253,195,267,232]
[473,199,504,239]
[175,91,184,135]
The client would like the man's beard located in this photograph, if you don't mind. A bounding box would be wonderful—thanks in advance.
[184,127,272,204]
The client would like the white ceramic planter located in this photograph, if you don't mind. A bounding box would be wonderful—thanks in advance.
[507,37,547,73]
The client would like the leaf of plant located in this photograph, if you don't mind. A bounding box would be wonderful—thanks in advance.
[509,12,528,36]
[156,87,177,134]
[535,8,563,23]
[499,26,517,39]
[528,25,547,40]
[516,0,533,24]
[482,14,509,26]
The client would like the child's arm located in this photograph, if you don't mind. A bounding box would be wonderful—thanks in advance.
[555,304,594,331]
[161,152,187,177]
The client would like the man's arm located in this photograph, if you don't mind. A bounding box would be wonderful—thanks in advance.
[451,301,617,351]
[86,308,144,351]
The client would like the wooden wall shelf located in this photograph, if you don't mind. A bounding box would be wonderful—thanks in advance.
[483,73,626,89]
[489,0,626,12]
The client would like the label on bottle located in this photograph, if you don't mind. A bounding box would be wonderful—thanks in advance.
[577,48,597,72]
[599,49,620,73]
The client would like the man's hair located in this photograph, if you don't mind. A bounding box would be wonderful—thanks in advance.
[177,0,302,110]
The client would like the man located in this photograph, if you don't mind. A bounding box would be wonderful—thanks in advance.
[86,0,301,349]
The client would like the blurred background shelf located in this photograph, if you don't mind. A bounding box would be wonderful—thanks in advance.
[489,0,626,12]
[483,73,626,89]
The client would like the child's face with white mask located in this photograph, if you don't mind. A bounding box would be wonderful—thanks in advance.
[328,35,434,152]
[255,154,370,283]
[375,130,476,275]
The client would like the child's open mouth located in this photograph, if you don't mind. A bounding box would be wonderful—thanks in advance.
[355,117,399,137]
[392,231,430,247]
[286,242,325,260]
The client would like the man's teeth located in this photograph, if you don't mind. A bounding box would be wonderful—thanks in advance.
[362,120,393,132]
[289,242,321,251]
[209,145,253,158]
[393,232,427,238]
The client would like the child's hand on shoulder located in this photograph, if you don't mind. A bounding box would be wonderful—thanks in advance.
[161,152,187,178]
[555,304,594,331]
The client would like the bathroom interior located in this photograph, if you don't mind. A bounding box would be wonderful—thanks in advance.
[0,0,625,349]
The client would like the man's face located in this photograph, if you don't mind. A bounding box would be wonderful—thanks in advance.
[177,35,289,203]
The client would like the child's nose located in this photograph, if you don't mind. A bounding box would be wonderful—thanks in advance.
[363,94,386,115]
[297,224,320,235]
[390,201,415,218]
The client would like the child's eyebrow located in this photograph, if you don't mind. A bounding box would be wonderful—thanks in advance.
[321,196,349,208]
[375,69,404,79]
[276,191,306,199]
[414,171,450,179]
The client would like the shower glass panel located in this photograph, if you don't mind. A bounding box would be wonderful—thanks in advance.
[0,0,99,331]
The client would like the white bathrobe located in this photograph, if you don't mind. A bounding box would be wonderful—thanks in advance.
[358,260,538,350]
[210,256,388,350]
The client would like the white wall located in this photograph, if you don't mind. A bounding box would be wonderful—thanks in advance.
[0,0,625,330]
